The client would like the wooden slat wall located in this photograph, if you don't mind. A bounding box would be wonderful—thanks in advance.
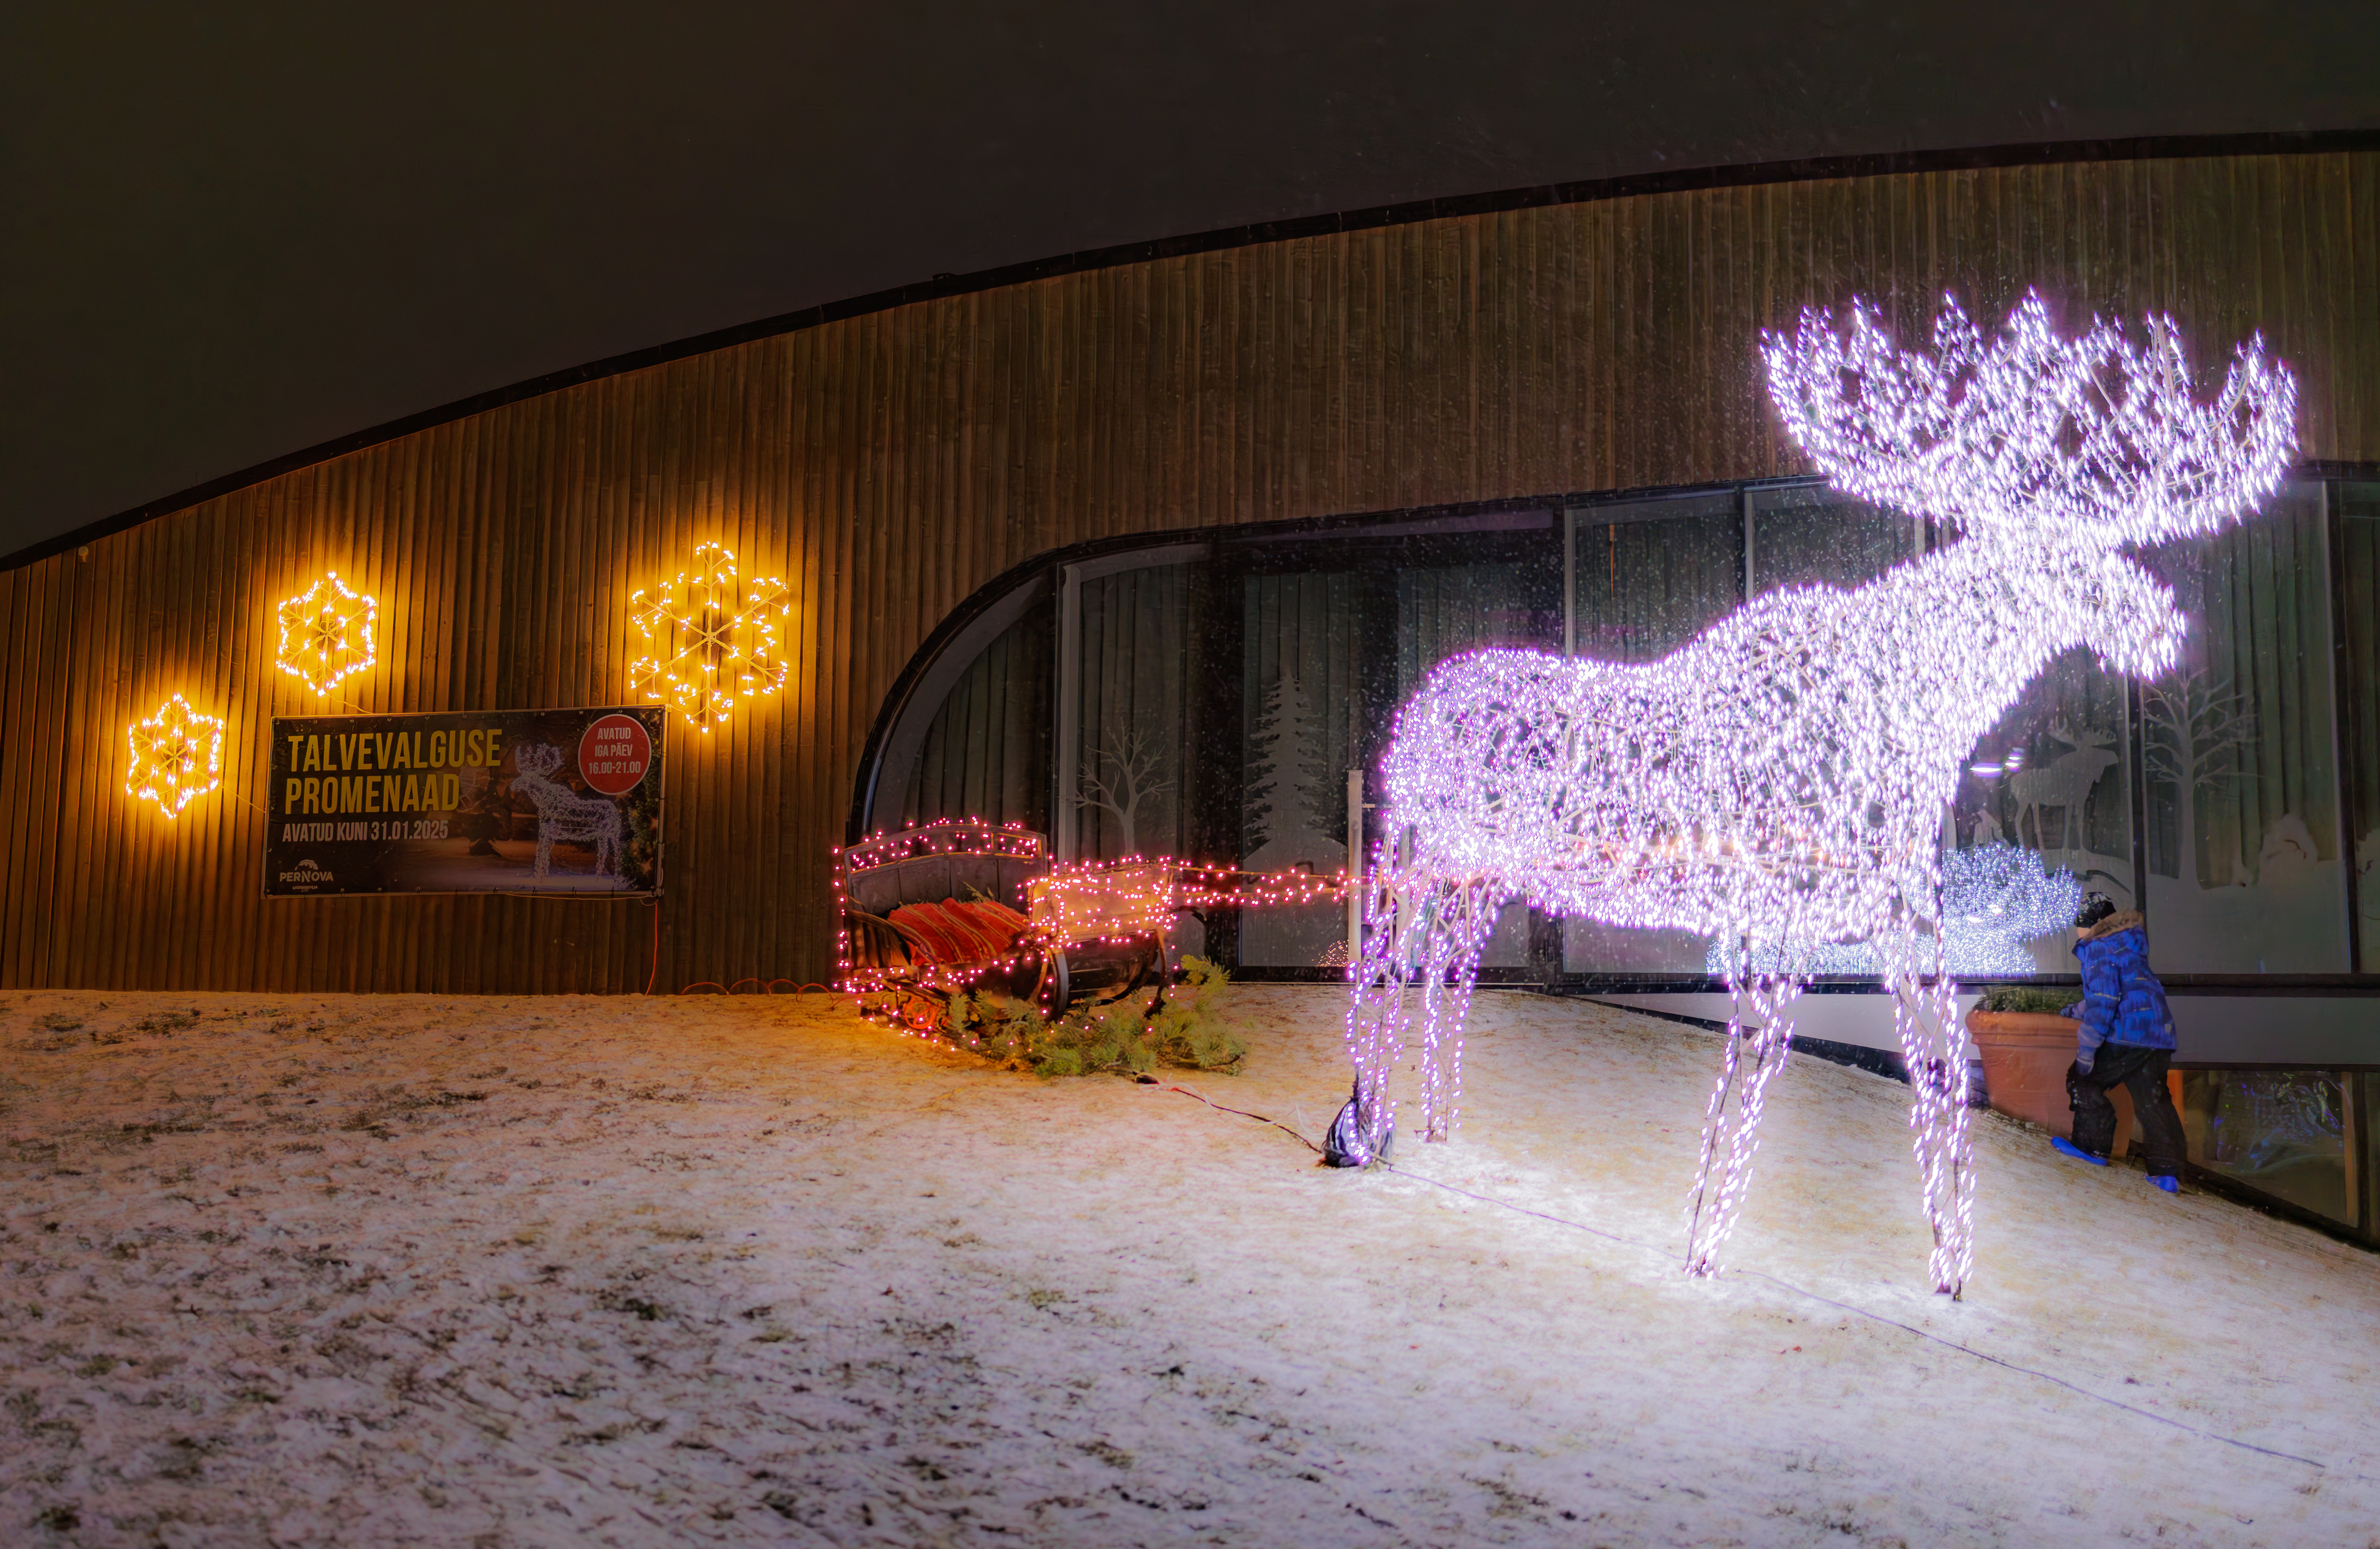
[5,152,2376,992]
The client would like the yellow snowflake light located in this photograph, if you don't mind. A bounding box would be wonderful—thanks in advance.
[628,543,791,732]
[124,692,226,820]
[275,571,379,694]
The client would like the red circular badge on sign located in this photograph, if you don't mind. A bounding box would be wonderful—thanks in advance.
[578,714,653,796]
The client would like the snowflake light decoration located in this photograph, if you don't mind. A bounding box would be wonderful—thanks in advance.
[274,571,379,694]
[124,692,226,820]
[628,543,791,732]
[1329,290,2296,1297]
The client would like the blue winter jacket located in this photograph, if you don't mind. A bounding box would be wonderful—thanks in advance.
[2072,911,2175,1067]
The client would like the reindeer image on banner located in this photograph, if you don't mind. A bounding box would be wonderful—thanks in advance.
[1325,291,2297,1297]
[509,744,625,880]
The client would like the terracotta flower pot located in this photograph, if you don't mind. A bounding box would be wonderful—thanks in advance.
[1966,1009,2135,1155]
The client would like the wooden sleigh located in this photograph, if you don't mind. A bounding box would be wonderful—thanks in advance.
[835,821,1163,1030]
[836,820,1351,1031]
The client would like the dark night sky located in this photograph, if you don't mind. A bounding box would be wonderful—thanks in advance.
[6,2,2376,557]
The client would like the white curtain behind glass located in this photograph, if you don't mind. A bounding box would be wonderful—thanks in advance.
[1075,566,1192,861]
[2338,485,2380,973]
[901,609,1050,832]
[2144,486,2350,974]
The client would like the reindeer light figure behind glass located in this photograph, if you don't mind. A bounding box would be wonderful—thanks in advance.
[1327,291,2296,1296]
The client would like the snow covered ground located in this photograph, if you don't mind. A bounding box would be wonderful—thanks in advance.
[4,986,2377,1547]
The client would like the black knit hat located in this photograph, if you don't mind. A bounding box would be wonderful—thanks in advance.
[2074,892,2118,931]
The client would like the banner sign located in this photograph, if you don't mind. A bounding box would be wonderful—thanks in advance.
[264,706,664,896]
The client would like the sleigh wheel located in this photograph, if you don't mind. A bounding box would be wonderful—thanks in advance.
[1083,934,1162,1011]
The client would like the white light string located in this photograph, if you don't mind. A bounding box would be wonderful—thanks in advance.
[1334,290,2296,1296]
[1709,844,2082,977]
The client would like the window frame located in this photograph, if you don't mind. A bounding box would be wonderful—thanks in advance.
[852,475,2380,995]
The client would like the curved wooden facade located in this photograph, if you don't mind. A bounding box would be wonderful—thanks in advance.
[5,146,2377,992]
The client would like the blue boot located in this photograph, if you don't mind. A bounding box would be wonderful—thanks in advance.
[2149,1174,2179,1194]
[2052,1136,2108,1167]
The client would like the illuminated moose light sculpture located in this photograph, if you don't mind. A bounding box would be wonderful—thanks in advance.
[1328,291,2296,1296]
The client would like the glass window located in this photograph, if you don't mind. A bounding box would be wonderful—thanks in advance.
[1563,493,1745,973]
[1396,539,1562,967]
[869,474,2378,990]
[2143,485,2351,974]
[1073,565,1194,861]
[2365,1073,2379,1236]
[900,603,1051,832]
[2181,1068,2353,1227]
[1395,554,1561,698]
[1750,484,1919,594]
[1571,492,1744,662]
[1239,570,1361,967]
[1951,652,2137,973]
[2338,484,2380,972]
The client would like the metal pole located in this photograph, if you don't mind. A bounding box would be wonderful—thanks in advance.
[1562,507,1577,657]
[1742,487,1758,600]
[1054,564,1082,863]
[1346,767,1366,967]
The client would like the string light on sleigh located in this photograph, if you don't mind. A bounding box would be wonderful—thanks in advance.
[834,818,1348,1035]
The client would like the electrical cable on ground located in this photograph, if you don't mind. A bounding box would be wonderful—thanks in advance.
[1161,1081,2330,1474]
[1162,1083,1325,1156]
[647,899,659,995]
[630,893,831,997]
[470,889,663,992]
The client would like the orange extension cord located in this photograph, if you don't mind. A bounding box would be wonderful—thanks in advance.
[638,895,832,996]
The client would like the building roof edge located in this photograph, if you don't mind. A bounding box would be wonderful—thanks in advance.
[11,126,2378,573]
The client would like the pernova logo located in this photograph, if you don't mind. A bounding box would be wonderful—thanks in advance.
[279,858,334,885]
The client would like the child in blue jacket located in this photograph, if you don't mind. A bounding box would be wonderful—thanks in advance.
[2053,893,2187,1191]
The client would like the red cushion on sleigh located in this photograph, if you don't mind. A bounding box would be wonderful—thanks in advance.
[887,898,1029,965]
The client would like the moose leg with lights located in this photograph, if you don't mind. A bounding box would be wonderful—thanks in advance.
[1680,951,1804,1278]
[1328,289,2298,1297]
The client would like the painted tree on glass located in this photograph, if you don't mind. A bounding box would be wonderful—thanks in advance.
[1078,722,1174,858]
[2141,666,2255,883]
[1327,291,2296,1297]
[1245,667,1330,855]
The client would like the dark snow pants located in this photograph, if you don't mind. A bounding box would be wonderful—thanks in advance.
[2068,1044,2186,1177]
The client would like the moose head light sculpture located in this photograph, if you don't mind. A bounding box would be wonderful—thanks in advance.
[1327,291,2296,1297]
